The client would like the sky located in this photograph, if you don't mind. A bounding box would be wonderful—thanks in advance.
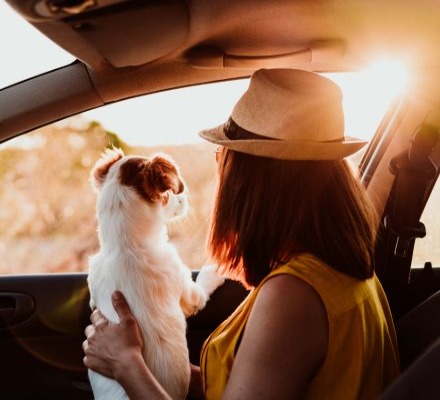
[1,2,409,147]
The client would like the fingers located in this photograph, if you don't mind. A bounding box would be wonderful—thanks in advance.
[82,339,91,368]
[90,308,105,325]
[90,309,111,333]
[85,310,107,342]
[89,292,134,326]
[85,324,94,338]
[111,291,134,323]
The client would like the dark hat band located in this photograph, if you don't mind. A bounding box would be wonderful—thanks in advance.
[223,118,278,141]
[224,117,345,143]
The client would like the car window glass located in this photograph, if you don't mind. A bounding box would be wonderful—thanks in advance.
[0,2,74,89]
[412,179,440,268]
[0,73,401,274]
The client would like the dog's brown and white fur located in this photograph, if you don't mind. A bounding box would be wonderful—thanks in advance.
[87,148,224,400]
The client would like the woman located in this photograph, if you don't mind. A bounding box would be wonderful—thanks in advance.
[83,68,400,399]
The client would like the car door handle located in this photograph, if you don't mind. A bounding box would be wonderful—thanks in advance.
[0,293,34,327]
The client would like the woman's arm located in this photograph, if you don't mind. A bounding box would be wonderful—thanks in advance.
[222,274,329,400]
[188,363,204,400]
[83,291,172,400]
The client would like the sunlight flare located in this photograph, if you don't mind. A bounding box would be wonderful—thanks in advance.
[365,59,410,97]
[327,59,410,140]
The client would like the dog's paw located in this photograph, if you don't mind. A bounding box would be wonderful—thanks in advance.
[196,264,226,295]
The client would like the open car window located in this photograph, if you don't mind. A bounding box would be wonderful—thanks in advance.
[0,70,408,275]
[412,178,440,268]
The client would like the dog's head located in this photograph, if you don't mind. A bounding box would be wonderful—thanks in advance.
[90,147,188,221]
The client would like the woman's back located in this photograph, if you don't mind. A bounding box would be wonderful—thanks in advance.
[201,252,399,400]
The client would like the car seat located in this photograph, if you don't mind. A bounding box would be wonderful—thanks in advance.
[379,337,440,399]
[395,289,440,370]
[379,289,440,399]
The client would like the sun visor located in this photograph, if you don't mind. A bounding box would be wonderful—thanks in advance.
[9,0,189,68]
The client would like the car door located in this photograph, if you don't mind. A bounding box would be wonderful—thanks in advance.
[0,273,92,399]
[0,272,247,399]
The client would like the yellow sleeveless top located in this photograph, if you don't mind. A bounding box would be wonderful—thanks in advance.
[200,253,399,400]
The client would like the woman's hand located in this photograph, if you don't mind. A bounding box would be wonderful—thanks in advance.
[83,291,144,381]
[83,291,173,400]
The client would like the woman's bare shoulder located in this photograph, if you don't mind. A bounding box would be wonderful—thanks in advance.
[257,272,325,310]
[223,273,329,399]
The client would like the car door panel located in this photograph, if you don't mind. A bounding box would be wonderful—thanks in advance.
[0,273,248,399]
[0,274,92,399]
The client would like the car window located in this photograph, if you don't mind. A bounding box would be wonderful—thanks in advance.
[0,71,404,275]
[412,179,440,268]
[0,2,74,89]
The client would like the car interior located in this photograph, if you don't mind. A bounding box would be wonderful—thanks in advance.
[0,0,439,399]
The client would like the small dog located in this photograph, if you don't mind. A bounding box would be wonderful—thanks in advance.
[87,148,224,400]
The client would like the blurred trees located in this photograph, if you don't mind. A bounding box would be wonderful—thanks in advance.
[0,117,217,274]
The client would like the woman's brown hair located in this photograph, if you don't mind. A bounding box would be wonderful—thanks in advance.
[208,149,378,288]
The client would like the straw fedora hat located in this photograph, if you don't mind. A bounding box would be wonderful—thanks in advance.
[199,68,367,160]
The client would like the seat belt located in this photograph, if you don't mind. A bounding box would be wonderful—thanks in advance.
[376,124,439,318]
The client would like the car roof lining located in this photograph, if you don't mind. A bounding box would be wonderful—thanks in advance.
[8,0,440,72]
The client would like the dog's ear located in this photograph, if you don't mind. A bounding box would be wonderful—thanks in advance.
[90,147,125,192]
[142,154,184,202]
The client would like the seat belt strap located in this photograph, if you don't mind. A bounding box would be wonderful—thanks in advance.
[378,124,438,318]
[385,124,438,257]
